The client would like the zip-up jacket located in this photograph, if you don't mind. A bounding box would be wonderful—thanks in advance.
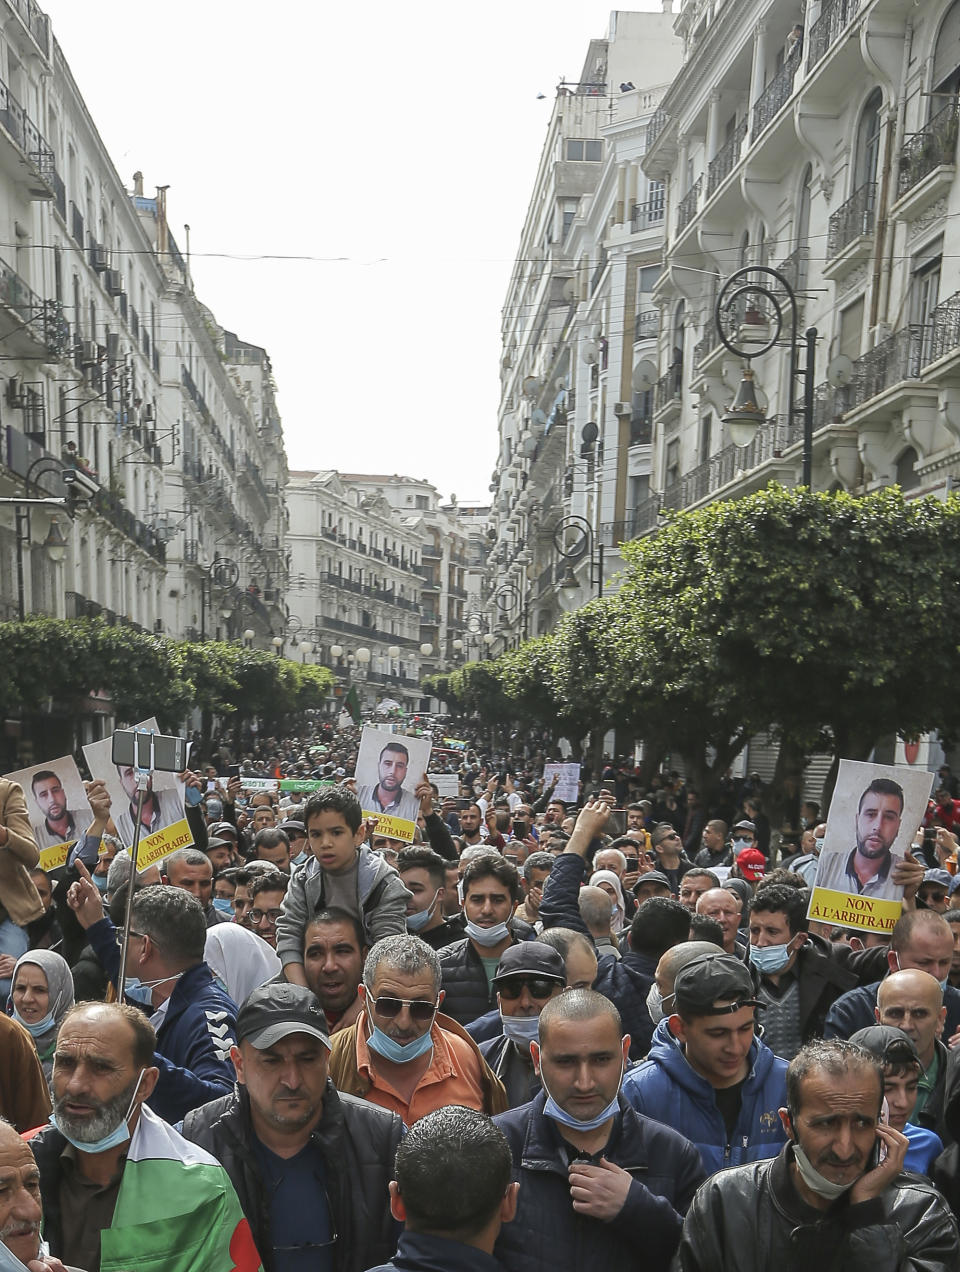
[621,1017,788,1175]
[438,919,535,1026]
[492,1091,704,1272]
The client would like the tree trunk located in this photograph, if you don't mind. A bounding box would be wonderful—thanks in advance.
[768,735,809,844]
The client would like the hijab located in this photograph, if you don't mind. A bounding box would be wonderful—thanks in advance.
[11,949,75,1051]
[589,869,627,933]
[204,922,280,1007]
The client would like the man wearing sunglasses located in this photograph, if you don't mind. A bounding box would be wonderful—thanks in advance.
[478,942,566,1108]
[328,934,506,1123]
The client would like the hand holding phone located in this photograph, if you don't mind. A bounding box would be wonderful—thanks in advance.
[849,1119,908,1205]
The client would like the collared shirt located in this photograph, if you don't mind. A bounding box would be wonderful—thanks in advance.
[115,786,183,846]
[33,809,83,850]
[816,848,898,898]
[357,784,420,823]
[355,1013,485,1124]
[58,1142,125,1272]
[917,1047,940,1116]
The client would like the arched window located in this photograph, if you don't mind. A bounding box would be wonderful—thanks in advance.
[932,0,960,104]
[895,447,919,491]
[854,89,883,190]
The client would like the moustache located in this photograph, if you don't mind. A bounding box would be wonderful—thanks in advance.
[0,1220,39,1240]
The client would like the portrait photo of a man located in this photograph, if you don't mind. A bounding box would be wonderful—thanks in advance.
[816,777,905,901]
[114,762,184,846]
[356,740,421,824]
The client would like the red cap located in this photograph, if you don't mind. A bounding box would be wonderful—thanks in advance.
[736,847,766,881]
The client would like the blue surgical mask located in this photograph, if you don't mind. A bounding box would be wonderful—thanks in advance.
[93,873,109,893]
[292,850,309,866]
[813,838,825,855]
[212,897,234,915]
[12,1007,55,1038]
[749,941,794,975]
[501,1013,540,1046]
[541,1062,623,1132]
[51,1069,146,1154]
[184,784,204,807]
[365,1011,436,1064]
[464,919,511,947]
[732,838,753,851]
[406,890,440,932]
[123,971,181,1007]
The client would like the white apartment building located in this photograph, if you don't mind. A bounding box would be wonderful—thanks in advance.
[0,1,288,648]
[487,10,682,651]
[641,0,960,520]
[285,471,429,710]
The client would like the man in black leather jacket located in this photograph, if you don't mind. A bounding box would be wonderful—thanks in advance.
[673,1038,958,1271]
[180,982,401,1272]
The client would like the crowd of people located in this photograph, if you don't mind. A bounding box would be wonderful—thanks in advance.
[1,720,959,1271]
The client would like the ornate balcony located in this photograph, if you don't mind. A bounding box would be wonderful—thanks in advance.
[824,182,875,275]
[707,120,747,198]
[895,101,958,217]
[677,176,702,233]
[808,0,858,70]
[752,45,801,137]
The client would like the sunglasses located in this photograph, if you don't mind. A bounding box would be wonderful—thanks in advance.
[367,993,438,1022]
[496,977,560,1000]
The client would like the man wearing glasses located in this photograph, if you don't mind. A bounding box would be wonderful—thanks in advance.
[478,941,565,1108]
[182,983,402,1272]
[328,934,507,1122]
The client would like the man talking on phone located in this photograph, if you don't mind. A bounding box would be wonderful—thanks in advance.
[673,1038,959,1269]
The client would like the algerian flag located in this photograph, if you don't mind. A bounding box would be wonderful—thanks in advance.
[99,1105,262,1272]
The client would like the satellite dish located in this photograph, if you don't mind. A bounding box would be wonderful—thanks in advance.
[554,375,567,391]
[632,358,657,393]
[827,354,855,388]
[519,435,537,458]
[532,408,548,427]
[521,375,543,398]
[562,279,578,303]
[582,339,599,365]
[581,421,599,444]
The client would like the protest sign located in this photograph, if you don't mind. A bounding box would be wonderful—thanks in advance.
[6,756,92,872]
[83,718,192,870]
[543,761,582,805]
[356,726,432,843]
[807,759,932,935]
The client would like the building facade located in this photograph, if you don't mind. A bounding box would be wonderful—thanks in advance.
[486,10,682,652]
[0,0,288,650]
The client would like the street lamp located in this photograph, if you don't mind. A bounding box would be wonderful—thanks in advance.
[271,635,284,656]
[419,643,433,656]
[554,515,604,600]
[298,639,312,663]
[715,265,818,488]
[243,628,256,646]
[355,647,371,666]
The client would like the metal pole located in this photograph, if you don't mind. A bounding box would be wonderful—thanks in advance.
[803,328,818,490]
[15,507,28,621]
[597,541,604,599]
[117,778,148,999]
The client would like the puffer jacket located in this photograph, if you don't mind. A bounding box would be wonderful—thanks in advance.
[181,1080,402,1272]
[493,1092,704,1272]
[438,918,535,1026]
[622,1018,788,1175]
[673,1142,959,1271]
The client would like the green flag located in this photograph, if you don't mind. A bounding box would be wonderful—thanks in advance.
[99,1106,263,1272]
[345,683,362,724]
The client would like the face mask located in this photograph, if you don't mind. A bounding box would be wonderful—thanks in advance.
[93,873,109,893]
[646,982,664,1025]
[406,890,440,932]
[51,1069,146,1155]
[365,1012,436,1064]
[941,976,950,993]
[464,919,511,947]
[813,837,825,855]
[501,1013,540,1046]
[541,1061,623,1132]
[124,971,182,1007]
[292,850,309,866]
[749,940,794,975]
[12,1007,56,1038]
[732,838,752,851]
[212,897,234,915]
[791,1140,855,1201]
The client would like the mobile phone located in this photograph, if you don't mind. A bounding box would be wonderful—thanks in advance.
[602,780,616,794]
[227,764,240,780]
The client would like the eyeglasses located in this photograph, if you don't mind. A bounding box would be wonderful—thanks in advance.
[249,908,284,925]
[116,930,146,948]
[366,992,438,1022]
[496,977,561,1000]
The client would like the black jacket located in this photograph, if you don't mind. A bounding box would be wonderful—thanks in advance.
[438,919,535,1026]
[29,1123,71,1259]
[493,1092,704,1272]
[180,1080,402,1272]
[674,1141,959,1271]
[775,933,887,1046]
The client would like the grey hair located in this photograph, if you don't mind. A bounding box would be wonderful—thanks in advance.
[363,934,441,995]
[107,848,153,895]
[162,847,210,875]
[593,846,626,872]
[459,845,501,868]
[578,886,614,935]
[523,851,554,882]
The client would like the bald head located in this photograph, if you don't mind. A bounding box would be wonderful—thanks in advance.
[696,888,742,953]
[538,987,622,1046]
[877,969,945,1068]
[578,886,615,939]
[655,940,726,998]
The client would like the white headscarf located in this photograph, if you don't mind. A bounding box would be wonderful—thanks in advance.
[589,869,627,933]
[204,923,280,1008]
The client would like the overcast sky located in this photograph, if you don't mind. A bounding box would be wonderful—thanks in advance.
[42,1,659,503]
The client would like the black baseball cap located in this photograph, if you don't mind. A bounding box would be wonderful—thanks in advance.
[279,819,307,837]
[492,941,565,985]
[673,953,761,1017]
[236,983,331,1050]
[635,870,672,891]
[210,821,239,841]
[849,1024,920,1068]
